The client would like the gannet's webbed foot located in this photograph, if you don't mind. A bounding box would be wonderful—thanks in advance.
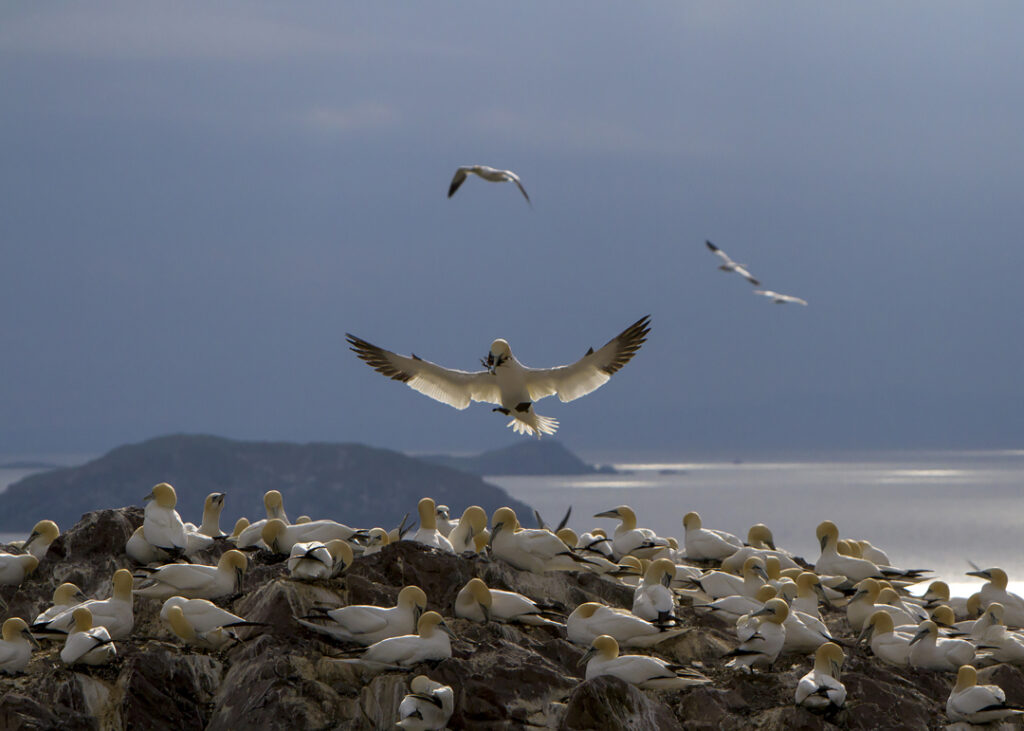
[515,402,531,413]
[493,407,510,415]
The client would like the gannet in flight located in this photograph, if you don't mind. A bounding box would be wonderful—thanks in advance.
[448,165,530,204]
[754,289,808,306]
[347,315,650,437]
[705,240,759,285]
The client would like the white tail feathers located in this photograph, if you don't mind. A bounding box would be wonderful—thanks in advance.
[508,413,559,438]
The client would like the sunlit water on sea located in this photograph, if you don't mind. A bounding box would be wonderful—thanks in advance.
[2,449,1023,599]
[490,449,1024,600]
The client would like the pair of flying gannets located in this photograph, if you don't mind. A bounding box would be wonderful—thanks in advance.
[705,240,808,305]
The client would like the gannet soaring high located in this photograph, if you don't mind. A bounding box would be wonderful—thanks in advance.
[447,165,530,204]
[347,315,650,437]
[705,240,759,285]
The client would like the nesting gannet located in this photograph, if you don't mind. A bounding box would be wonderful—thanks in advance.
[815,521,927,584]
[396,675,455,731]
[562,530,619,574]
[160,596,261,635]
[582,634,710,690]
[567,603,685,648]
[447,165,530,203]
[705,240,760,285]
[287,539,353,580]
[681,511,742,561]
[455,578,563,627]
[125,526,170,565]
[142,483,188,554]
[32,583,88,629]
[296,585,427,645]
[908,619,974,671]
[689,557,769,601]
[858,610,912,666]
[724,598,788,671]
[0,554,38,586]
[433,505,459,538]
[261,518,364,555]
[855,539,890,566]
[795,642,846,710]
[792,573,825,619]
[490,507,593,572]
[60,608,116,666]
[966,567,1024,627]
[234,491,289,548]
[976,609,1024,664]
[878,587,928,623]
[335,611,452,671]
[695,585,778,624]
[22,520,60,560]
[362,528,391,556]
[782,603,836,654]
[164,605,240,651]
[133,549,248,600]
[410,498,455,553]
[448,506,487,554]
[947,664,1024,724]
[632,558,677,624]
[846,579,916,632]
[0,618,37,674]
[194,492,226,537]
[594,505,670,560]
[753,289,808,306]
[34,568,135,639]
[347,315,650,438]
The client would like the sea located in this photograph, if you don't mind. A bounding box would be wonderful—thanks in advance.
[2,448,1022,599]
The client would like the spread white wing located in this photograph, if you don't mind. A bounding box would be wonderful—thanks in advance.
[347,334,501,408]
[524,315,650,403]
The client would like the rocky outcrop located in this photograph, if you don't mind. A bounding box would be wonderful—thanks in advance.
[1,507,1022,730]
[422,440,616,476]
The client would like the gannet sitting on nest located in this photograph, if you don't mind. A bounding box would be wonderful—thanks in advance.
[967,567,1024,627]
[454,578,563,627]
[490,507,594,573]
[60,608,116,666]
[694,585,778,624]
[688,557,769,601]
[632,558,677,624]
[396,675,455,731]
[908,620,975,671]
[946,664,1024,724]
[858,611,913,666]
[347,315,650,438]
[567,602,685,648]
[720,524,800,572]
[0,619,37,675]
[31,583,88,630]
[234,491,290,548]
[795,642,846,710]
[21,520,60,561]
[581,634,710,690]
[447,165,530,203]
[183,493,226,554]
[287,539,353,580]
[410,498,455,553]
[594,505,670,560]
[33,568,135,639]
[133,550,248,600]
[815,521,928,583]
[723,598,788,671]
[681,511,742,561]
[333,611,452,671]
[448,506,487,554]
[164,605,241,651]
[142,483,188,555]
[160,596,263,635]
[261,518,365,555]
[296,585,427,645]
[433,505,459,538]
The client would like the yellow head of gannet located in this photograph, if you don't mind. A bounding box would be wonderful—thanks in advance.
[615,556,644,578]
[326,540,354,572]
[557,528,578,548]
[397,586,429,616]
[923,580,950,606]
[877,587,903,607]
[836,540,859,557]
[23,520,60,553]
[682,511,702,531]
[930,605,956,628]
[579,634,619,666]
[667,537,679,551]
[859,610,896,644]
[796,572,821,595]
[753,598,789,624]
[816,521,840,551]
[984,602,1006,625]
[814,641,845,677]
[852,578,881,603]
[262,519,289,554]
[461,506,487,532]
[466,578,493,622]
[754,584,779,603]
[472,533,488,553]
[747,523,776,550]
[416,611,452,638]
[52,582,88,606]
[742,556,770,583]
[966,593,983,618]
[952,664,980,696]
[72,607,95,633]
[145,483,177,508]
[764,556,781,580]
[491,507,519,538]
[1,617,35,645]
[264,490,284,514]
[967,567,1009,590]
[166,605,197,643]
[646,558,676,586]
[780,567,803,581]
[112,569,134,601]
[367,527,390,548]
[417,498,439,531]
[230,518,249,540]
[595,506,637,530]
[218,549,248,589]
[574,603,603,620]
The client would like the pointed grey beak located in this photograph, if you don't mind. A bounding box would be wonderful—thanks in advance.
[767,539,777,551]
[857,622,874,644]
[831,659,842,678]
[439,620,456,639]
[578,647,597,667]
[909,627,928,646]
[965,569,992,580]
[751,606,774,618]
[594,510,620,519]
[660,573,673,588]
[23,629,40,649]
[489,523,503,547]
[851,588,868,602]
[754,566,769,582]
[23,531,39,549]
[143,491,154,502]
[819,535,828,551]
[480,603,491,623]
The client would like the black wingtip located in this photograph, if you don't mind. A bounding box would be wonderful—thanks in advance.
[705,240,718,251]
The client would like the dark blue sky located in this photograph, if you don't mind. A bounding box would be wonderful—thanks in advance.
[2,3,1022,455]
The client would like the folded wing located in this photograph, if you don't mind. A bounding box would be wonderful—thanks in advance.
[524,315,650,403]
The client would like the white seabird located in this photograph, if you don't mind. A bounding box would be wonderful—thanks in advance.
[133,549,248,600]
[681,511,742,561]
[448,506,487,554]
[447,165,530,203]
[490,507,593,573]
[410,498,455,553]
[754,289,808,306]
[347,315,650,438]
[594,505,670,560]
[795,642,846,710]
[690,556,769,601]
[567,602,685,648]
[396,674,455,731]
[908,619,975,672]
[705,240,760,285]
[31,582,88,629]
[433,505,459,538]
[234,490,290,548]
[858,610,913,667]
[261,518,364,555]
[183,493,226,554]
[164,604,239,651]
[334,611,452,671]
[454,578,563,627]
[361,528,391,556]
[720,524,800,573]
[126,526,171,565]
[581,634,710,690]
[815,521,886,583]
[947,664,1024,724]
[0,618,37,674]
[142,482,188,555]
[34,568,135,640]
[22,520,60,561]
[724,598,788,671]
[160,596,260,634]
[60,607,116,666]
[287,539,353,581]
[295,585,428,645]
[695,585,778,625]
[0,554,38,586]
[632,558,677,624]
[966,567,1024,627]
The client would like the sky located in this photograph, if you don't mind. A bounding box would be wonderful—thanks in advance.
[2,2,1022,457]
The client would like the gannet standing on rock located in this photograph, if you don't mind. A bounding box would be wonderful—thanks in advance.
[724,598,788,671]
[694,585,778,625]
[183,493,226,554]
[295,585,428,645]
[490,507,593,573]
[396,675,455,731]
[60,608,116,666]
[34,569,135,639]
[447,164,531,203]
[0,554,38,586]
[142,483,188,555]
[22,520,60,561]
[433,505,458,538]
[721,524,800,572]
[581,634,710,690]
[946,664,1024,724]
[682,512,742,561]
[347,315,650,438]
[455,578,563,627]
[410,498,455,553]
[133,550,248,600]
[334,611,452,671]
[795,642,846,710]
[567,603,685,648]
[594,505,670,560]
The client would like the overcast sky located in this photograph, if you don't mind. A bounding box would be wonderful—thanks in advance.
[2,2,1022,456]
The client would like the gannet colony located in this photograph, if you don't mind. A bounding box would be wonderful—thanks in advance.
[2,484,1024,729]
